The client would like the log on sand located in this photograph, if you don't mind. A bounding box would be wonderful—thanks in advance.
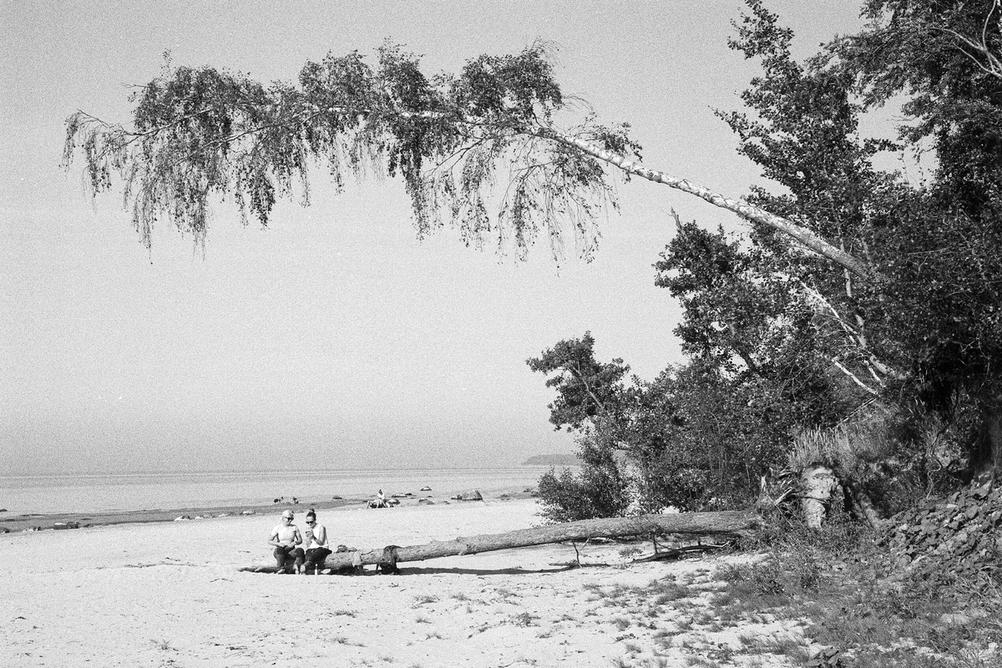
[306,510,758,572]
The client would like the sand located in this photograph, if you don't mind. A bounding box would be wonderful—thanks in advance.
[0,498,808,667]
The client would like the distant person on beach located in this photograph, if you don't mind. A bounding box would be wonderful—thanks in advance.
[301,508,331,574]
[369,489,387,508]
[268,509,304,574]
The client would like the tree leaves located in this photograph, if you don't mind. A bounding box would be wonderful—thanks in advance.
[64,44,621,262]
[526,332,630,432]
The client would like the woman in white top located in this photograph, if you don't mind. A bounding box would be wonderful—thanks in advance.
[268,509,304,574]
[302,508,332,574]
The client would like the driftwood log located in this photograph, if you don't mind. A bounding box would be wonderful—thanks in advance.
[273,510,758,573]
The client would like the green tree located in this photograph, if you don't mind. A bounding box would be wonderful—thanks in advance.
[526,333,632,520]
[632,364,793,512]
[525,332,629,433]
[838,0,1002,474]
[527,335,791,514]
[536,435,631,522]
[650,0,1002,489]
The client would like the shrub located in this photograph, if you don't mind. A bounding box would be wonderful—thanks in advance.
[536,437,630,522]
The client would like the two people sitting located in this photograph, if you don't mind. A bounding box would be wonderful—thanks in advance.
[268,508,332,574]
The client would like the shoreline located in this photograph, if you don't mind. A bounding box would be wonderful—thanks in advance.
[0,488,539,534]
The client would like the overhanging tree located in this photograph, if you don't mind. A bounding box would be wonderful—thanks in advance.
[63,42,867,273]
[63,1,1002,476]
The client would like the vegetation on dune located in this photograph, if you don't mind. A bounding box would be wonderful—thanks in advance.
[718,509,1002,666]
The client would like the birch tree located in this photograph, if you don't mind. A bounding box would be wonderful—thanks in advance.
[63,0,1002,477]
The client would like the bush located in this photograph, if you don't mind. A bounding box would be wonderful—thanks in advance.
[536,438,630,522]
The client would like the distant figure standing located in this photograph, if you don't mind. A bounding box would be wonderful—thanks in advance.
[268,509,304,574]
[302,508,332,574]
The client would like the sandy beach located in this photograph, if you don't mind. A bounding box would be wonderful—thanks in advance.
[0,497,810,667]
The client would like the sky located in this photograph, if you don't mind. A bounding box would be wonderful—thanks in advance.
[1,1,865,475]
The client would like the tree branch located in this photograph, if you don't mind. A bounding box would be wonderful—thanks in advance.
[830,358,880,396]
[536,127,877,279]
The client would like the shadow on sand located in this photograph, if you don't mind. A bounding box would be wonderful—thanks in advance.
[399,564,580,576]
[240,563,593,576]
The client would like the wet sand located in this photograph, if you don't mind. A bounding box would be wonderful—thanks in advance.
[0,496,368,534]
[0,490,537,534]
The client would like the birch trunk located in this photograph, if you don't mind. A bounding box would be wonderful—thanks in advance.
[800,465,838,529]
[539,129,875,279]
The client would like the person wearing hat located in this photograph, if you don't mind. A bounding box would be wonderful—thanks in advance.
[302,508,332,575]
[268,509,305,574]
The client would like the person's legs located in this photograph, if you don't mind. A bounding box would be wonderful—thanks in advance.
[303,548,318,573]
[309,548,332,574]
[304,548,328,574]
[290,548,305,574]
[273,546,289,573]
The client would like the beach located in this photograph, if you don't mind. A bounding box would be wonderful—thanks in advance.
[1,496,808,667]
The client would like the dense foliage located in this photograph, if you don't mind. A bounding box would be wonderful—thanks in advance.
[525,333,630,433]
[532,0,1002,519]
[536,435,630,522]
[63,43,634,262]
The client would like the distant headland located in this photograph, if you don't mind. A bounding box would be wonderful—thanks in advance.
[521,454,581,466]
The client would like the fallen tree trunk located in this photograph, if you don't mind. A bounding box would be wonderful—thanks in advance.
[311,510,759,572]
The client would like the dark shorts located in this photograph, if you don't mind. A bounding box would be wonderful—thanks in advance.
[304,547,332,572]
[273,545,305,571]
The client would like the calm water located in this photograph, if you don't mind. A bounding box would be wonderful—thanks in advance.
[0,467,554,515]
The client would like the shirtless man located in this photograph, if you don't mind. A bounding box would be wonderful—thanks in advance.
[268,509,304,574]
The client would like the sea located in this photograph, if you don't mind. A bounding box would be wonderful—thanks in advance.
[0,467,556,516]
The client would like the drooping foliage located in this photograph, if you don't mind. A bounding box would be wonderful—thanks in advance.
[63,43,634,262]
